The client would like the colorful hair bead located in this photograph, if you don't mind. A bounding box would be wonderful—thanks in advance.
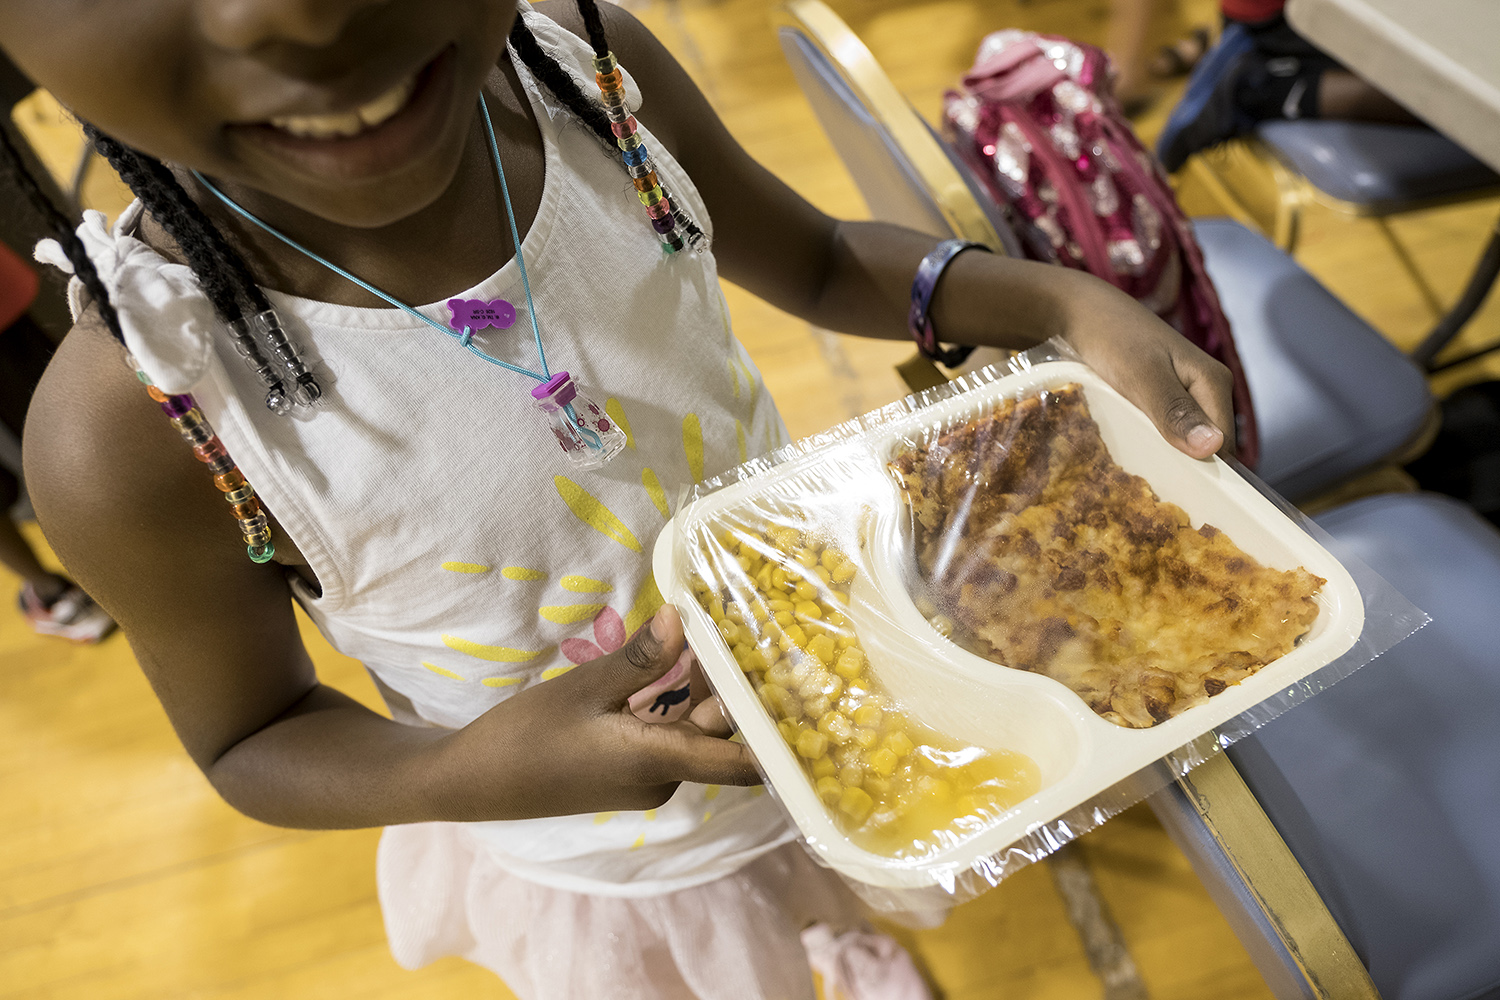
[129,371,278,565]
[231,498,262,520]
[238,512,269,534]
[610,117,638,139]
[214,470,246,492]
[637,186,664,207]
[652,214,676,235]
[592,53,618,74]
[646,198,672,219]
[632,172,659,192]
[160,395,194,418]
[193,439,228,465]
[596,68,624,91]
[622,145,648,168]
[617,133,642,152]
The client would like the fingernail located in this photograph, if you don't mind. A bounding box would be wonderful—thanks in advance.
[650,612,668,641]
[1187,424,1220,451]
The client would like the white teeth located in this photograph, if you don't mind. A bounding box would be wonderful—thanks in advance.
[269,75,417,139]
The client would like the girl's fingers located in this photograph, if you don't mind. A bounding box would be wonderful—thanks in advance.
[643,722,762,786]
[1173,349,1237,457]
[572,606,687,709]
[1123,346,1229,460]
[687,694,734,738]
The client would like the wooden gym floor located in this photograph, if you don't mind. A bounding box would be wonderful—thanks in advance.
[3,0,1497,997]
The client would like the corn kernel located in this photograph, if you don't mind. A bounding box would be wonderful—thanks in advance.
[766,662,795,688]
[823,610,848,629]
[863,774,891,798]
[852,727,878,749]
[836,635,857,650]
[828,590,848,607]
[806,634,836,665]
[831,560,856,584]
[884,731,915,757]
[718,619,739,644]
[813,565,832,586]
[767,598,794,613]
[737,554,753,573]
[833,648,865,679]
[846,678,873,699]
[794,580,818,602]
[783,625,807,649]
[751,601,770,624]
[797,729,829,760]
[737,648,766,672]
[852,703,883,728]
[773,610,794,627]
[770,567,789,592]
[776,718,800,744]
[818,711,853,742]
[838,786,874,822]
[794,601,822,621]
[929,614,955,638]
[708,597,726,624]
[812,755,838,779]
[795,548,818,568]
[803,695,833,718]
[816,776,844,806]
[866,747,899,776]
[839,764,863,788]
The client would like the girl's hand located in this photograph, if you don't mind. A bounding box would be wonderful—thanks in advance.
[1054,276,1236,460]
[427,607,758,821]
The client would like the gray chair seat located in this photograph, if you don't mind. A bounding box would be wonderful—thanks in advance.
[1225,492,1500,1000]
[1256,120,1500,209]
[1194,218,1431,501]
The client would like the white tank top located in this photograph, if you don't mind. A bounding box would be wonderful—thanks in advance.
[46,6,794,896]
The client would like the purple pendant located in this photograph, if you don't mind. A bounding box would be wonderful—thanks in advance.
[448,298,517,333]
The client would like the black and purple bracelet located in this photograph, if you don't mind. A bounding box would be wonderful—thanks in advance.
[908,238,991,368]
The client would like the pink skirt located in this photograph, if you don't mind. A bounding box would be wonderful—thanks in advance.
[378,822,868,1000]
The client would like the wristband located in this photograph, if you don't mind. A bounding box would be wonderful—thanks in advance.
[908,239,991,368]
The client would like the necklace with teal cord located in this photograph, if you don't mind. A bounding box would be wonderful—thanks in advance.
[192,96,627,471]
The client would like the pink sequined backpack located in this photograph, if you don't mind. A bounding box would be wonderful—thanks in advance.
[944,31,1258,466]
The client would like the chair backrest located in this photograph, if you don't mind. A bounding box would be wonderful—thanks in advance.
[773,0,1019,256]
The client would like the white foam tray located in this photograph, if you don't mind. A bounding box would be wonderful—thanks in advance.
[653,361,1364,891]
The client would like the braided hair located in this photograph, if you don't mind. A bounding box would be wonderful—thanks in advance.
[0,120,124,345]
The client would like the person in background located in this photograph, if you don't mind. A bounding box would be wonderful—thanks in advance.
[1157,0,1417,172]
[0,236,114,642]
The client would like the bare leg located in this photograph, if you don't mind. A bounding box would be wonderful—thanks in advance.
[1316,70,1421,124]
[1108,0,1156,106]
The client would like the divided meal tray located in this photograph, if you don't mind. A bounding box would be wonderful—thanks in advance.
[652,361,1364,890]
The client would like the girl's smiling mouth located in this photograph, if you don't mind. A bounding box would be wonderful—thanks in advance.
[231,45,462,183]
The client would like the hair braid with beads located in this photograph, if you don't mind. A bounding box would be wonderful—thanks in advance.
[507,2,707,247]
[0,120,124,343]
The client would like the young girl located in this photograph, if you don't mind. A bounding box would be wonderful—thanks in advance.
[1,1,1234,996]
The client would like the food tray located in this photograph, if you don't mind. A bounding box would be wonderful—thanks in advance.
[653,361,1364,891]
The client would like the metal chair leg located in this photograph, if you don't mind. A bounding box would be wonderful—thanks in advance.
[1374,217,1447,321]
[1412,213,1500,370]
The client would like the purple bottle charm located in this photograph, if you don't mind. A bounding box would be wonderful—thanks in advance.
[531,372,627,469]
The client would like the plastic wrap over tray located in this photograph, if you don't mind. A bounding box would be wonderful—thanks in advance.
[652,342,1426,914]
